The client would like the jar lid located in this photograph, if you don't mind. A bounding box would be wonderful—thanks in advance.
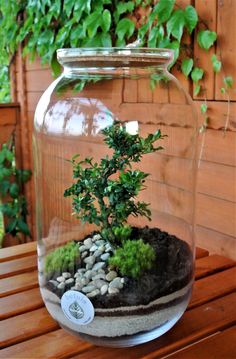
[57,48,174,68]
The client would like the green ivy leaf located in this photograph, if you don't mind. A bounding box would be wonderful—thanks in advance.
[84,11,102,38]
[200,103,208,113]
[9,183,19,198]
[114,1,134,23]
[0,180,10,196]
[17,218,31,236]
[50,55,61,77]
[63,0,74,17]
[101,9,111,33]
[191,67,204,83]
[211,54,222,73]
[197,30,217,50]
[184,5,198,34]
[224,76,233,89]
[5,218,17,234]
[167,40,180,66]
[167,10,185,42]
[181,58,193,77]
[194,83,201,96]
[148,26,159,48]
[116,18,135,41]
[153,0,175,25]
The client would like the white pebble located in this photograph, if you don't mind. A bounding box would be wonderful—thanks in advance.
[93,234,101,241]
[92,273,106,280]
[84,270,96,280]
[108,287,119,294]
[49,280,58,287]
[93,279,107,289]
[79,245,88,252]
[65,278,74,284]
[100,284,108,295]
[109,277,123,289]
[81,277,89,286]
[101,253,110,261]
[95,240,105,246]
[57,276,65,283]
[81,251,88,259]
[105,271,117,282]
[94,249,104,258]
[82,285,96,293]
[90,244,98,252]
[84,256,96,265]
[86,263,93,270]
[92,262,106,271]
[87,289,100,298]
[77,268,86,273]
[84,238,93,248]
[57,282,65,289]
[62,272,71,279]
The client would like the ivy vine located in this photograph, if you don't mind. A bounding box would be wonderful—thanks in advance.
[0,0,234,129]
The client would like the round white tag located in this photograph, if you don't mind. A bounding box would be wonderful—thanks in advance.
[61,290,95,325]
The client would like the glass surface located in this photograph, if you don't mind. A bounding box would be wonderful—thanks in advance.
[34,48,197,347]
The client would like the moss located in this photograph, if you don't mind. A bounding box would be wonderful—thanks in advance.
[45,241,80,275]
[109,239,156,278]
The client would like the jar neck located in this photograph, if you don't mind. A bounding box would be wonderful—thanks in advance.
[62,65,168,77]
[58,48,174,76]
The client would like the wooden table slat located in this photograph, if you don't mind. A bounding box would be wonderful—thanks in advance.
[164,326,236,359]
[189,266,236,309]
[0,307,59,348]
[0,288,43,320]
[195,254,235,279]
[0,255,37,279]
[195,247,209,259]
[0,242,36,263]
[0,271,38,298]
[0,329,92,359]
[71,292,236,359]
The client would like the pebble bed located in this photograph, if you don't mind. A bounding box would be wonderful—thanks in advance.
[49,234,125,298]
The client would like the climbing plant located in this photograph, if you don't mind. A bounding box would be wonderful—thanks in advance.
[0,0,234,107]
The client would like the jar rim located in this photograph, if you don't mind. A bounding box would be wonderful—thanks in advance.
[57,48,174,68]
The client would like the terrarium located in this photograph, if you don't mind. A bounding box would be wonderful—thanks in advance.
[34,48,197,347]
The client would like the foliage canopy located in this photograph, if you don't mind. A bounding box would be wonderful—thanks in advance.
[0,0,221,101]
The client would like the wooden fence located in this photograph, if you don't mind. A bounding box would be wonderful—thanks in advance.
[0,104,23,246]
[6,0,236,258]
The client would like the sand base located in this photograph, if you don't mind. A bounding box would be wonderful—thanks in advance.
[40,281,192,341]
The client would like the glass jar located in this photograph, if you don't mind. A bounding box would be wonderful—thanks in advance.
[34,48,197,347]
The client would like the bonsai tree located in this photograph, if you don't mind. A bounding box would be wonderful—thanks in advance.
[64,121,166,278]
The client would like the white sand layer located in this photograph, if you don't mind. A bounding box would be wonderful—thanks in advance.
[40,281,192,337]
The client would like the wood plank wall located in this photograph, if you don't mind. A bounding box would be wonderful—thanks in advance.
[10,0,236,259]
[0,104,23,245]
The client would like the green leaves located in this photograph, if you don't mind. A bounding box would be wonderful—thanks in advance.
[211,54,222,73]
[101,9,111,32]
[0,141,31,238]
[153,0,175,25]
[191,67,204,83]
[65,122,166,245]
[191,67,204,95]
[224,76,233,89]
[116,18,135,42]
[181,58,193,77]
[197,30,217,50]
[184,5,198,34]
[167,10,185,42]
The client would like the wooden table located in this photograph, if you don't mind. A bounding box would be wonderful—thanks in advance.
[0,243,236,359]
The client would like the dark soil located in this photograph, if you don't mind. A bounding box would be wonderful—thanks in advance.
[47,227,193,308]
[92,227,193,308]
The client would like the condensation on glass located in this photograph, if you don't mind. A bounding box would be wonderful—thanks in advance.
[34,48,198,347]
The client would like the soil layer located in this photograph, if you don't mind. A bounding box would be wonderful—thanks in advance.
[46,227,193,309]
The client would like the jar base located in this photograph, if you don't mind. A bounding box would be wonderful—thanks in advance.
[60,305,187,348]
